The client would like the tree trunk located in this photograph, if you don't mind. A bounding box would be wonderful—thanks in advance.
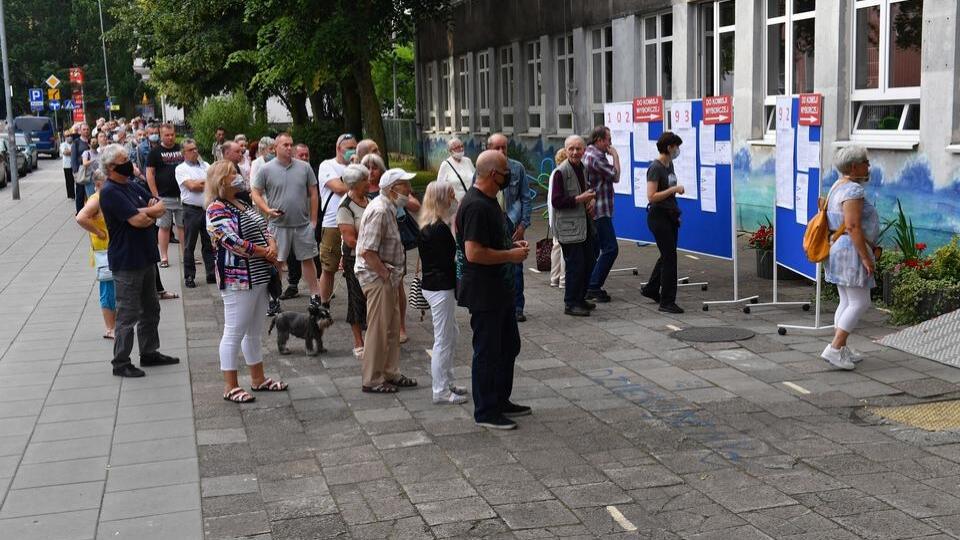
[285,89,309,129]
[352,55,388,168]
[308,90,326,121]
[340,76,363,138]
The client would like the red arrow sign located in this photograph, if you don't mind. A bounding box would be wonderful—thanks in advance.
[633,96,663,123]
[798,94,822,126]
[702,96,733,125]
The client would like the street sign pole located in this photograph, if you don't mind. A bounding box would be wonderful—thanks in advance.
[97,0,112,121]
[0,0,20,200]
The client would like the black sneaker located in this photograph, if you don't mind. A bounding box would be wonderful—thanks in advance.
[515,312,527,322]
[564,305,591,317]
[184,278,196,288]
[640,287,661,304]
[502,402,532,417]
[113,364,145,377]
[206,274,217,284]
[279,286,299,300]
[170,236,180,244]
[139,352,180,366]
[476,416,518,430]
[267,299,282,317]
[580,300,597,311]
[658,303,685,314]
[310,295,322,309]
[586,289,612,303]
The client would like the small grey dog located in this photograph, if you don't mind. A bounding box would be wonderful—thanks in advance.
[267,305,333,356]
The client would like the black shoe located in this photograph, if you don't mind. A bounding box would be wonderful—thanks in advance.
[502,402,532,417]
[586,289,612,303]
[658,303,685,314]
[140,352,180,366]
[640,287,661,304]
[580,300,597,311]
[206,274,217,284]
[515,312,527,322]
[184,278,196,288]
[170,237,180,244]
[476,416,517,430]
[279,286,299,300]
[112,364,145,377]
[564,305,591,317]
[267,299,282,317]
[310,295,322,309]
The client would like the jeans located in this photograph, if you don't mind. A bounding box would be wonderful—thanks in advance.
[219,284,269,371]
[182,205,215,281]
[645,207,679,305]
[588,216,619,292]
[423,289,458,398]
[112,265,161,368]
[469,305,521,422]
[561,236,596,308]
[506,218,525,314]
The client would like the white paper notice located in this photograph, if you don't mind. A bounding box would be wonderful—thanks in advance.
[796,125,821,173]
[776,96,793,130]
[699,122,716,166]
[700,167,717,213]
[634,132,659,163]
[671,101,693,130]
[634,166,649,208]
[795,172,809,225]
[610,129,633,195]
[673,127,698,200]
[775,127,795,209]
[715,141,732,165]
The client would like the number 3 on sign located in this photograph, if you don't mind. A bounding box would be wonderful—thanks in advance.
[671,102,692,129]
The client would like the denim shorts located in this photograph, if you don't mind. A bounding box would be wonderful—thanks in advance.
[99,280,116,310]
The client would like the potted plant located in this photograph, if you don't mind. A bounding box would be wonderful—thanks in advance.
[748,219,774,279]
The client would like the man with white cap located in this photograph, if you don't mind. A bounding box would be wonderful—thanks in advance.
[354,168,419,393]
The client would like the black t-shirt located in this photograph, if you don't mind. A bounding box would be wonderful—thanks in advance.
[147,143,184,198]
[456,187,513,311]
[647,159,679,210]
[418,221,456,292]
[99,179,161,272]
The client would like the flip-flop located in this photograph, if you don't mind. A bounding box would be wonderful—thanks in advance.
[159,260,170,268]
[224,387,255,403]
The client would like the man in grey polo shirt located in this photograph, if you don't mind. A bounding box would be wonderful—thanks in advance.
[251,132,323,307]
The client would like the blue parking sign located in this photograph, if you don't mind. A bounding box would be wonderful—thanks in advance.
[29,87,44,111]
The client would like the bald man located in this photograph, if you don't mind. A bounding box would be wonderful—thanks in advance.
[355,139,380,162]
[457,149,531,430]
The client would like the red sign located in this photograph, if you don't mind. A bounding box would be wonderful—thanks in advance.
[72,109,86,123]
[633,96,664,122]
[72,90,84,109]
[702,95,733,124]
[798,93,822,126]
[69,67,85,85]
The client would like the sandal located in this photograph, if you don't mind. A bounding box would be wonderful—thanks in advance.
[159,291,179,300]
[251,378,288,392]
[362,383,398,393]
[399,333,409,344]
[433,391,469,405]
[103,329,115,340]
[159,260,170,268]
[389,374,418,388]
[448,384,468,396]
[224,387,255,403]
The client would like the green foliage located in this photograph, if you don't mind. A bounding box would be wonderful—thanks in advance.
[290,121,343,170]
[929,237,960,283]
[187,94,268,161]
[889,269,960,326]
[884,199,920,260]
[371,44,416,118]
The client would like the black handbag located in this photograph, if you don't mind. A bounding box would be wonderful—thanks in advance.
[397,212,420,251]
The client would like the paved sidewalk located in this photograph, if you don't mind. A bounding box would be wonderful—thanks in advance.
[0,162,200,540]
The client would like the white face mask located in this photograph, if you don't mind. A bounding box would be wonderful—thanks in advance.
[230,176,247,190]
[451,151,464,160]
[670,147,681,159]
[393,192,410,209]
[447,200,459,219]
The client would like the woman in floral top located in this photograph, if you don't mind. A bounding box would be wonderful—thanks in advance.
[205,160,288,403]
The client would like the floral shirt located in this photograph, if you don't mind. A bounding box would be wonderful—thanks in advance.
[207,199,274,290]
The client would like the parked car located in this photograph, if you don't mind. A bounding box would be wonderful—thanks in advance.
[15,132,38,170]
[0,137,26,185]
[13,116,57,158]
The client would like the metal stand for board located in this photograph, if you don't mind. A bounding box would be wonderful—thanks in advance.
[612,243,709,291]
[701,175,757,311]
[775,263,834,335]
[739,209,810,315]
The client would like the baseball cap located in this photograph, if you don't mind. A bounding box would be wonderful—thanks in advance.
[379,168,416,189]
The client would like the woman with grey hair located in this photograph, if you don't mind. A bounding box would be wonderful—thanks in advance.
[822,145,879,370]
[436,137,475,201]
[361,153,386,197]
[338,164,371,359]
[249,135,275,183]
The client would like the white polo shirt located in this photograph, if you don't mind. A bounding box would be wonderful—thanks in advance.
[175,160,209,207]
[317,158,347,228]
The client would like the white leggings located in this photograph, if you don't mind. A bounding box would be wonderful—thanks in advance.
[219,284,269,371]
[423,288,459,397]
[835,285,871,333]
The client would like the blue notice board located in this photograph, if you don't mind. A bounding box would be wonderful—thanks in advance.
[774,96,821,280]
[612,99,735,260]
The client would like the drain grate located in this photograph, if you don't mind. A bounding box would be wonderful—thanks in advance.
[869,400,960,431]
[671,327,755,342]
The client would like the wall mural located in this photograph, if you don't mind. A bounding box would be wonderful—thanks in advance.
[424,135,960,249]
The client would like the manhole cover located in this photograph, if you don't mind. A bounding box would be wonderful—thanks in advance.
[869,400,960,431]
[671,327,755,342]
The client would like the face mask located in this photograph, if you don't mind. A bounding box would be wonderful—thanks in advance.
[451,151,464,160]
[670,148,681,159]
[447,200,459,218]
[393,192,409,209]
[495,169,511,191]
[148,134,159,143]
[266,153,276,162]
[230,175,248,189]
[114,161,134,177]
[343,149,357,162]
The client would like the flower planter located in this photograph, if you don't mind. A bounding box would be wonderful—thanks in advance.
[881,271,895,306]
[755,250,806,280]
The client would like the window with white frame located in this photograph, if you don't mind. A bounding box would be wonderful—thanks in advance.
[764,0,816,132]
[457,55,471,132]
[556,34,575,133]
[643,13,673,101]
[439,58,453,131]
[590,25,614,127]
[851,0,922,135]
[526,40,544,132]
[477,51,491,131]
[499,46,515,133]
[425,63,437,130]
[701,1,736,97]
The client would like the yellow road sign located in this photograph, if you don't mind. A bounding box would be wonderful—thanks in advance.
[47,88,60,101]
[45,74,61,89]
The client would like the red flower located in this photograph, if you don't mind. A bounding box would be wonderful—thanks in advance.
[905,259,919,268]
[916,242,927,251]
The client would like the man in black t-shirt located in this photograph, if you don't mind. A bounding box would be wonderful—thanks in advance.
[456,150,531,430]
[146,123,185,267]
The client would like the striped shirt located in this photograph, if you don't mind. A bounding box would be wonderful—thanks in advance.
[584,144,617,219]
[207,200,274,290]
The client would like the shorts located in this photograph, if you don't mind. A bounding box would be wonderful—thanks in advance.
[319,227,342,273]
[99,280,116,310]
[157,197,183,229]
[271,223,319,262]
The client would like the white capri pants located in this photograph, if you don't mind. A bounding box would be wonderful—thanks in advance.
[550,238,565,286]
[219,284,269,371]
[423,288,459,397]
[835,285,871,333]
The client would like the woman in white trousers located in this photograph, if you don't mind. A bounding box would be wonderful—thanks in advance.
[548,148,568,287]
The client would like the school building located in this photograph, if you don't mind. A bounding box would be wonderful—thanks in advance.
[413,0,959,246]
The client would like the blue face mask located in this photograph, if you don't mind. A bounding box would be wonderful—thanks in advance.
[148,134,159,143]
[266,153,276,162]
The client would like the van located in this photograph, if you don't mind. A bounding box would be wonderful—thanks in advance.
[13,116,57,158]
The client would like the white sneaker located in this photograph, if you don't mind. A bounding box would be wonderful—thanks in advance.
[550,280,559,287]
[821,344,855,370]
[433,391,469,405]
[843,347,864,364]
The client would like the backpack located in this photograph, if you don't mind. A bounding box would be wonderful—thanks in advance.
[803,182,846,263]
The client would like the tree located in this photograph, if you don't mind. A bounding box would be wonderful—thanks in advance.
[371,44,416,119]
